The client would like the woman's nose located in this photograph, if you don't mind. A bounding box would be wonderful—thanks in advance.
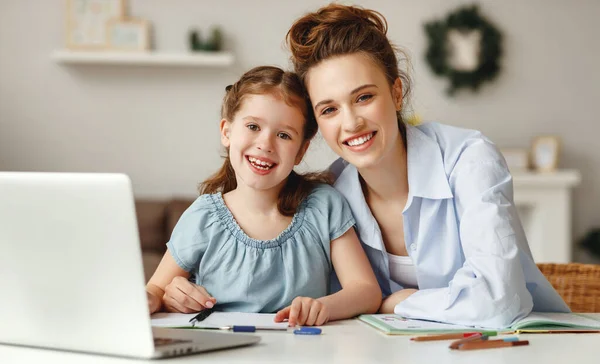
[342,110,366,132]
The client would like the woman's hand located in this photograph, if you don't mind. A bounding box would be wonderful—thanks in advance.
[275,297,330,327]
[147,291,161,314]
[162,276,217,313]
[379,289,418,313]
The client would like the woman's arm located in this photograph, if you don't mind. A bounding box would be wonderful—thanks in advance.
[318,228,382,319]
[394,141,552,328]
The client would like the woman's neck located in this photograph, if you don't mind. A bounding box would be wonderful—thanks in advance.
[358,137,408,202]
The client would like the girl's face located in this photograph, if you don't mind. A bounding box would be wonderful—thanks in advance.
[220,93,309,193]
[306,53,403,170]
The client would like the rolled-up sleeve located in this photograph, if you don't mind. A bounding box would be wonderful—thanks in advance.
[395,141,534,329]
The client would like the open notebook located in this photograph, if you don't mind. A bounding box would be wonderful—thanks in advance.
[151,312,289,330]
[358,312,600,335]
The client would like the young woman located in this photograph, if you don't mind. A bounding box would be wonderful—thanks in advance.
[286,4,569,328]
[145,66,381,327]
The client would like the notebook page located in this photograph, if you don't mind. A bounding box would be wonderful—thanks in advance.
[150,311,289,329]
[198,312,289,329]
[512,312,600,330]
[362,314,475,331]
[150,312,197,327]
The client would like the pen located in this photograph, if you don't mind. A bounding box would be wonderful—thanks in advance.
[457,339,529,351]
[448,334,488,349]
[189,308,214,326]
[197,326,321,335]
[449,336,517,350]
[411,331,496,342]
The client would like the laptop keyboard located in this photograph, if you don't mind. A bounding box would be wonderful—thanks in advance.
[154,337,192,347]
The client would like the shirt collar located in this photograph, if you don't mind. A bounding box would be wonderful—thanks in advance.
[405,124,453,201]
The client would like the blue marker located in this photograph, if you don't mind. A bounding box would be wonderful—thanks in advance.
[293,327,322,335]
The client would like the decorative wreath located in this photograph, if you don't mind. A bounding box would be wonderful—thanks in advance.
[424,5,503,95]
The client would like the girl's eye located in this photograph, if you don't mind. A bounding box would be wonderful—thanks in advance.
[277,132,291,140]
[357,94,373,103]
[321,107,336,116]
[247,124,259,131]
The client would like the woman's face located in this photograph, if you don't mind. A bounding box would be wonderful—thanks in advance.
[305,53,403,170]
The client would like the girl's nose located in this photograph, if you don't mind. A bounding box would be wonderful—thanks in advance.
[256,134,274,153]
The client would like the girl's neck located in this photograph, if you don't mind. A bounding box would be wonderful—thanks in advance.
[224,184,282,217]
[358,137,408,203]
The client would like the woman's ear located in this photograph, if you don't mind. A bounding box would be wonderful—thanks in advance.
[220,119,231,148]
[392,78,403,111]
[295,140,311,165]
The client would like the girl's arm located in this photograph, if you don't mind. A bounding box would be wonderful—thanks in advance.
[317,228,382,319]
[275,228,381,326]
[146,250,215,314]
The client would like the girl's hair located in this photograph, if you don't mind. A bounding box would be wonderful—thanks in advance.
[286,3,412,145]
[199,66,333,216]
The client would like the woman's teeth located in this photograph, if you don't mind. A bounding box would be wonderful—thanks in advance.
[248,156,274,170]
[347,132,374,146]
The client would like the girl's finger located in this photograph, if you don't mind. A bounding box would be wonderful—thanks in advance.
[315,308,329,326]
[163,295,190,313]
[170,287,204,311]
[288,299,303,327]
[274,306,291,322]
[305,302,321,326]
[296,299,311,325]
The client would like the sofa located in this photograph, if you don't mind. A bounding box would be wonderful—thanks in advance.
[135,198,194,282]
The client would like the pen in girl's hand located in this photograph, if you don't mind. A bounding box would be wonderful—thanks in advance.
[189,308,214,326]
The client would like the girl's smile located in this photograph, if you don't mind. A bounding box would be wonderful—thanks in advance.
[246,155,277,175]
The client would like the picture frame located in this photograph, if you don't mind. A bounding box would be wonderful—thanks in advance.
[107,19,151,51]
[500,148,529,173]
[66,0,125,49]
[530,136,561,172]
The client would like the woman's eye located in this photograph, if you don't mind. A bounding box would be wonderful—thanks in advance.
[321,107,336,116]
[277,132,291,140]
[357,94,373,103]
[247,124,259,131]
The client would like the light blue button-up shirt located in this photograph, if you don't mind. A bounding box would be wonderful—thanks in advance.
[330,122,570,329]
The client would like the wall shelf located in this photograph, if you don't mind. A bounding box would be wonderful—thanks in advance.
[51,50,234,67]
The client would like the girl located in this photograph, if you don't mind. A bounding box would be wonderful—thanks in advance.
[286,4,570,329]
[145,66,381,327]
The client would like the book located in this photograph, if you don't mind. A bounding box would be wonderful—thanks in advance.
[358,312,600,335]
[151,311,289,330]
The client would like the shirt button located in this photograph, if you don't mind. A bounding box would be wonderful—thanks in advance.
[410,243,416,251]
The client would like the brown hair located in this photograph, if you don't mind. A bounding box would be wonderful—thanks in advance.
[286,3,412,146]
[199,66,333,216]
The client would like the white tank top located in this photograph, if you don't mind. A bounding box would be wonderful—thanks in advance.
[387,252,418,288]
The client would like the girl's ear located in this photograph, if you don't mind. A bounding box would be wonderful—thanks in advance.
[392,78,403,111]
[295,140,310,165]
[220,119,231,148]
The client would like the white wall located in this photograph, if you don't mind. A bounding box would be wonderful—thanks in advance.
[1,0,599,246]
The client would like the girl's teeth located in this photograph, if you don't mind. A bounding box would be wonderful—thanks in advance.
[248,157,274,169]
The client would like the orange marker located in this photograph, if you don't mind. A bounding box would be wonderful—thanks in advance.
[411,332,483,342]
[458,340,529,351]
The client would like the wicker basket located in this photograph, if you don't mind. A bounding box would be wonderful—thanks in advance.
[537,263,600,313]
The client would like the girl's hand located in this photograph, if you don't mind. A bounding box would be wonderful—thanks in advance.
[275,297,330,327]
[147,291,161,314]
[162,276,217,313]
[379,288,418,313]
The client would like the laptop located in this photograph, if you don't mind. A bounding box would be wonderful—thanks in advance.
[0,172,260,359]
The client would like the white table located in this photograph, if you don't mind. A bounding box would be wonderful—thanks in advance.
[1,315,598,364]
